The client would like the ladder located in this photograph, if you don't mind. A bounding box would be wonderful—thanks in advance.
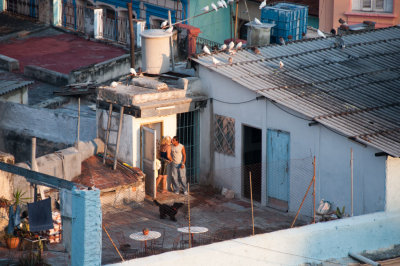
[103,103,124,170]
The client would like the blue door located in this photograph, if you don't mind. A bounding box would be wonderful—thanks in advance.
[267,129,290,204]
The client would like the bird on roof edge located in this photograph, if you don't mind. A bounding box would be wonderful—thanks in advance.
[203,45,211,55]
[201,5,209,12]
[160,20,168,28]
[254,17,262,25]
[228,41,235,50]
[212,56,220,66]
[228,57,233,65]
[211,2,218,11]
[130,68,137,76]
[279,61,284,69]
[221,44,227,50]
[111,81,118,88]
[165,26,173,33]
[317,29,326,38]
[236,41,242,50]
[259,0,266,9]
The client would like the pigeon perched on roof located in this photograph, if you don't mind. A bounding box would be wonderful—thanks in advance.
[259,0,266,9]
[201,5,209,12]
[338,18,347,25]
[251,46,261,54]
[254,18,262,25]
[130,68,137,76]
[165,26,174,33]
[228,41,235,50]
[330,29,337,36]
[211,2,218,11]
[217,1,224,8]
[279,36,285,45]
[160,20,168,28]
[222,0,228,8]
[220,44,227,50]
[236,41,242,50]
[317,29,326,38]
[228,57,233,65]
[203,45,211,55]
[111,81,118,88]
[212,56,220,65]
[279,61,284,68]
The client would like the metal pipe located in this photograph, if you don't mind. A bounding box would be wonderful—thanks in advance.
[76,97,80,148]
[348,252,380,266]
[168,11,175,71]
[313,156,316,223]
[113,106,124,170]
[127,3,135,68]
[234,0,239,42]
[350,148,353,216]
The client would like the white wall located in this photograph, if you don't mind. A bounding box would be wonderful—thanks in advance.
[198,65,386,216]
[0,87,28,104]
[108,211,400,266]
[386,156,400,212]
[98,111,176,167]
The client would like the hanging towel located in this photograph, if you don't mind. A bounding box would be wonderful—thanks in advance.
[28,197,54,232]
[7,206,14,234]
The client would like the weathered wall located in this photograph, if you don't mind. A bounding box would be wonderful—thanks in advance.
[386,156,400,212]
[38,0,52,25]
[0,101,96,162]
[71,188,102,266]
[0,86,28,104]
[109,211,400,266]
[198,65,386,216]
[0,152,15,230]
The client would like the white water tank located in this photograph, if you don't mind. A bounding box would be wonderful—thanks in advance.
[141,29,172,74]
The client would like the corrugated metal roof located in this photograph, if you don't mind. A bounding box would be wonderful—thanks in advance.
[0,80,33,96]
[192,27,400,157]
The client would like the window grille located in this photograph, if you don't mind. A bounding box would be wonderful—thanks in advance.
[214,114,235,156]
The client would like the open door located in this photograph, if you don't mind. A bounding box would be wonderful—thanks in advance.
[141,126,157,198]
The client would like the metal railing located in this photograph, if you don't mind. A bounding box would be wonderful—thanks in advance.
[195,37,223,54]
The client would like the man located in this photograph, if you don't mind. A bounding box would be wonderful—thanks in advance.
[168,136,187,195]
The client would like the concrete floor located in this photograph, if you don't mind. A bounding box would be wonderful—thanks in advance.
[101,185,307,265]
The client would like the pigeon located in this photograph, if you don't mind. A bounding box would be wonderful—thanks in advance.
[228,41,235,50]
[279,61,284,69]
[222,0,228,8]
[259,0,266,9]
[211,2,218,11]
[254,18,262,25]
[160,20,168,28]
[201,5,209,12]
[227,0,234,3]
[251,46,261,54]
[217,1,224,8]
[221,44,227,50]
[338,18,347,25]
[228,57,233,65]
[330,28,337,36]
[317,29,326,38]
[212,56,220,65]
[165,26,174,33]
[279,36,285,45]
[236,41,242,50]
[203,45,211,55]
[229,49,237,55]
[111,81,118,88]
[130,68,137,76]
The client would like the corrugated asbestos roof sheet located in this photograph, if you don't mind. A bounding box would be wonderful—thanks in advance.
[0,80,33,96]
[192,27,400,157]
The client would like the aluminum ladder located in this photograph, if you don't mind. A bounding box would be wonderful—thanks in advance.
[103,103,124,170]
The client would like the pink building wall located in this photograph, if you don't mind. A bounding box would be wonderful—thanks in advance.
[319,0,400,32]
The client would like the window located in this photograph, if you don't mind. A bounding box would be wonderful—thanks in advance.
[214,114,235,156]
[353,0,392,12]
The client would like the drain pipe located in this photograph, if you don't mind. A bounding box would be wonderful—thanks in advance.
[349,252,380,266]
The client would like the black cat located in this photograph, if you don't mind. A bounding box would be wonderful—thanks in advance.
[153,200,184,222]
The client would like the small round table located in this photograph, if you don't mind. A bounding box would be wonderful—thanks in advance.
[177,226,208,247]
[129,231,161,252]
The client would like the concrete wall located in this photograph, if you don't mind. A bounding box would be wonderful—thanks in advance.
[189,0,232,43]
[71,188,102,266]
[109,211,400,266]
[0,152,15,230]
[0,86,28,104]
[69,53,141,85]
[385,156,400,212]
[0,101,96,162]
[197,66,386,216]
[98,110,177,167]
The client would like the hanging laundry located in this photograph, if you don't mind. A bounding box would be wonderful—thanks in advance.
[28,197,53,232]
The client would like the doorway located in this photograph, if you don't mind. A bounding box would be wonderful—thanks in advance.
[242,125,262,202]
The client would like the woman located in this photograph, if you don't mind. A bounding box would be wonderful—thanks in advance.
[156,136,171,193]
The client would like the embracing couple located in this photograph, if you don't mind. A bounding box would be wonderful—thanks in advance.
[156,136,188,195]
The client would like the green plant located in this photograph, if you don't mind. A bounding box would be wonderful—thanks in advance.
[336,206,346,219]
[18,245,50,266]
[12,189,30,207]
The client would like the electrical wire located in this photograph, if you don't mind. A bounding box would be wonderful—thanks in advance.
[211,96,260,105]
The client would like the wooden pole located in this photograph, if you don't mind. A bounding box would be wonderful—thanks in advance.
[312,156,316,223]
[103,224,124,261]
[76,97,80,149]
[127,3,135,68]
[350,148,353,217]
[188,183,191,248]
[234,0,239,42]
[291,173,314,228]
[168,11,175,71]
[249,171,255,236]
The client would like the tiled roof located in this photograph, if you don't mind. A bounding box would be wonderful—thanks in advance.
[0,80,32,96]
[192,27,400,157]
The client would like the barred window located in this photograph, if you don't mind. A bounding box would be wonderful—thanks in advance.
[214,114,235,156]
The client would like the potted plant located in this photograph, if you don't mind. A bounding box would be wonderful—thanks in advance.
[4,231,20,249]
[142,228,149,235]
